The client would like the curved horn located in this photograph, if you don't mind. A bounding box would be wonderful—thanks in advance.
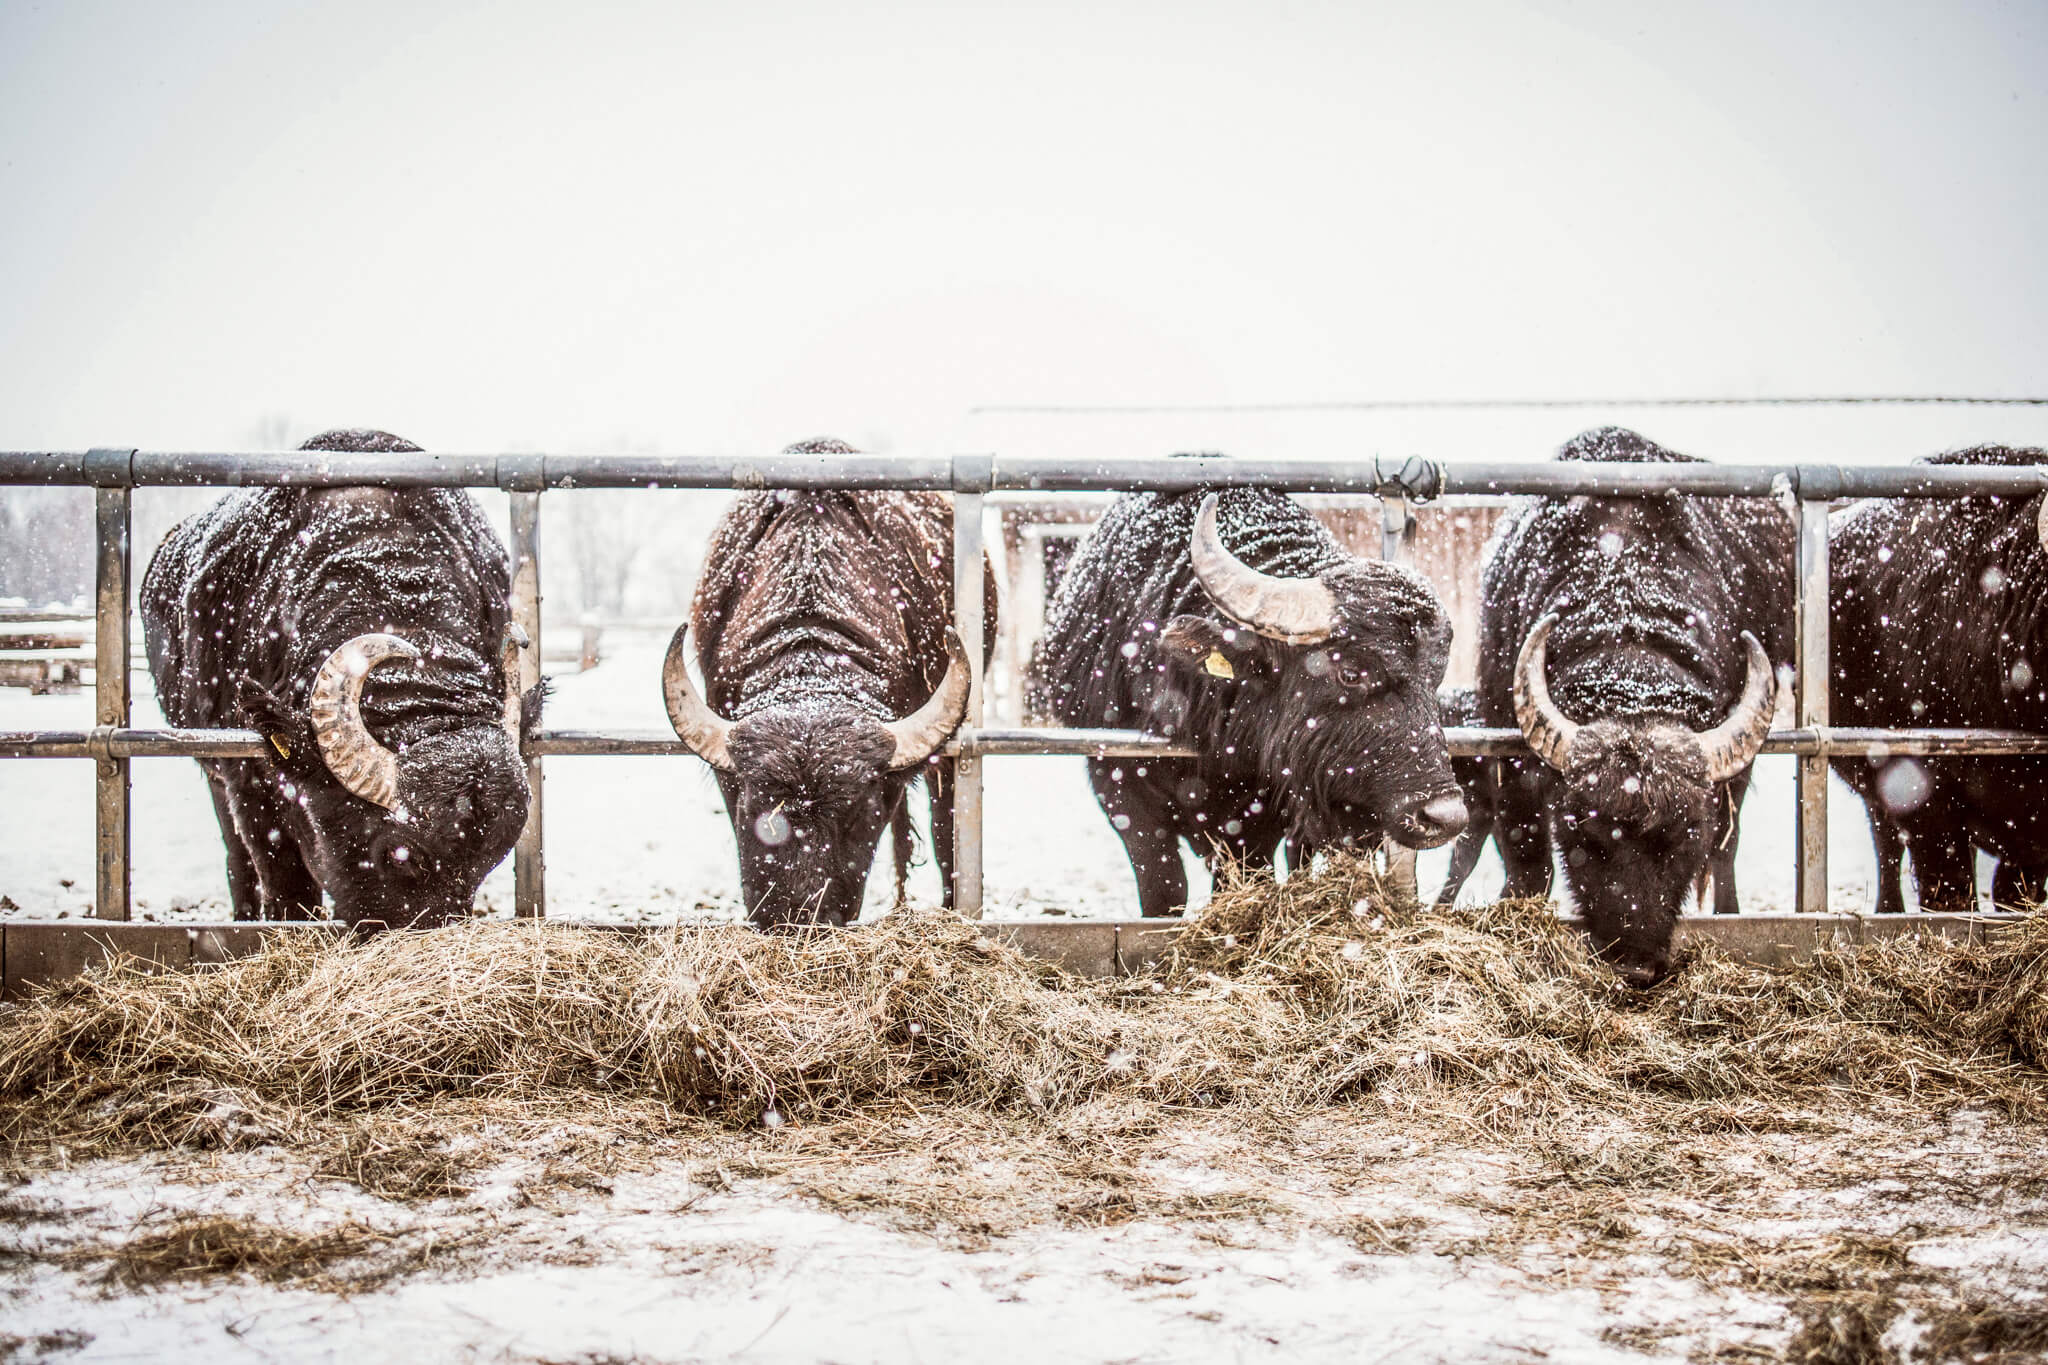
[500,623,530,746]
[1512,613,1579,772]
[1695,631,1777,784]
[883,627,973,771]
[1189,493,1338,645]
[2037,491,2047,553]
[308,633,419,810]
[661,623,735,772]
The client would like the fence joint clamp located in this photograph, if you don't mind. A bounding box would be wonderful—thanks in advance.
[496,455,546,492]
[1373,455,1445,503]
[84,726,120,763]
[1793,464,1845,503]
[952,453,993,495]
[83,448,136,488]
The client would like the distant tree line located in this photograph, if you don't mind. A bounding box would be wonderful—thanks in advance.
[0,488,90,607]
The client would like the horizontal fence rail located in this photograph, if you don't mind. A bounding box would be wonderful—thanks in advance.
[11,726,2048,762]
[5,447,2048,925]
[8,449,2048,498]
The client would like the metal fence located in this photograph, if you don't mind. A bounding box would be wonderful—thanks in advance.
[7,447,2048,923]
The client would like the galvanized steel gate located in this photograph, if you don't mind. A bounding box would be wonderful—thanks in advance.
[7,447,2048,925]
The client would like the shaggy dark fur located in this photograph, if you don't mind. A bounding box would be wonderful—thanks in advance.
[142,429,540,930]
[1477,428,1793,984]
[1028,485,1463,918]
[690,439,997,928]
[1830,445,2048,912]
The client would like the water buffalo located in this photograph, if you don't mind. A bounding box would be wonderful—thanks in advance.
[661,439,997,928]
[1027,485,1467,917]
[1830,445,2048,912]
[1478,427,1790,985]
[142,429,538,930]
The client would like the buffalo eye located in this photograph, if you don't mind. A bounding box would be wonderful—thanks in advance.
[372,833,426,877]
[1338,664,1365,688]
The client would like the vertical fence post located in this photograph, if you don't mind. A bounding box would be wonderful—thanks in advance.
[952,457,991,918]
[1795,476,1833,916]
[87,450,135,921]
[510,490,545,918]
[1379,492,1421,902]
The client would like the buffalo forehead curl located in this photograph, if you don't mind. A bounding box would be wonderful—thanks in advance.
[1514,613,1776,785]
[664,623,972,772]
[1321,555,1448,642]
[309,626,532,813]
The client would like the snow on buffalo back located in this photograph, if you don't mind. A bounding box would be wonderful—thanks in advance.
[1477,427,1794,732]
[689,488,991,723]
[141,442,514,745]
[1831,443,2048,731]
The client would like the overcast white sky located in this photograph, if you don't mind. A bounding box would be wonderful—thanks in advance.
[0,0,2041,460]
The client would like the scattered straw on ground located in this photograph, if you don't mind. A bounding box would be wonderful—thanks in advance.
[61,1214,383,1291]
[3,855,2046,1355]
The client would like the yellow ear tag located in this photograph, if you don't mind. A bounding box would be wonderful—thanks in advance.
[269,734,292,760]
[1204,650,1235,679]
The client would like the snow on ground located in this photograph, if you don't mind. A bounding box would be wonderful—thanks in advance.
[6,1110,2046,1365]
[0,627,1913,922]
[0,1158,1663,1365]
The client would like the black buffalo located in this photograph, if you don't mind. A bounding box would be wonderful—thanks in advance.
[142,429,539,930]
[1028,485,1467,917]
[1478,428,1790,985]
[662,439,997,928]
[1830,445,2048,912]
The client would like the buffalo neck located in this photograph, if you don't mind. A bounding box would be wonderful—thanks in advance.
[698,491,950,724]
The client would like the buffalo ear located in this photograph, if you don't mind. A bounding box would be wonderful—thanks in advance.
[1158,614,1269,682]
[234,676,303,763]
[519,679,551,745]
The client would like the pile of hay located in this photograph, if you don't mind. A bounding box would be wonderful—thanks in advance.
[1176,866,2048,1127]
[2,857,2045,1157]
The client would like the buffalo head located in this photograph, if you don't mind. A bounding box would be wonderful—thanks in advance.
[1513,612,1776,985]
[1153,494,1467,853]
[239,627,536,929]
[663,625,972,928]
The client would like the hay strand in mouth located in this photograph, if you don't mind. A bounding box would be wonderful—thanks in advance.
[2,855,2045,1161]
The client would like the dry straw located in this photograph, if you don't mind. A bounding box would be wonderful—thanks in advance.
[2,857,2044,1158]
